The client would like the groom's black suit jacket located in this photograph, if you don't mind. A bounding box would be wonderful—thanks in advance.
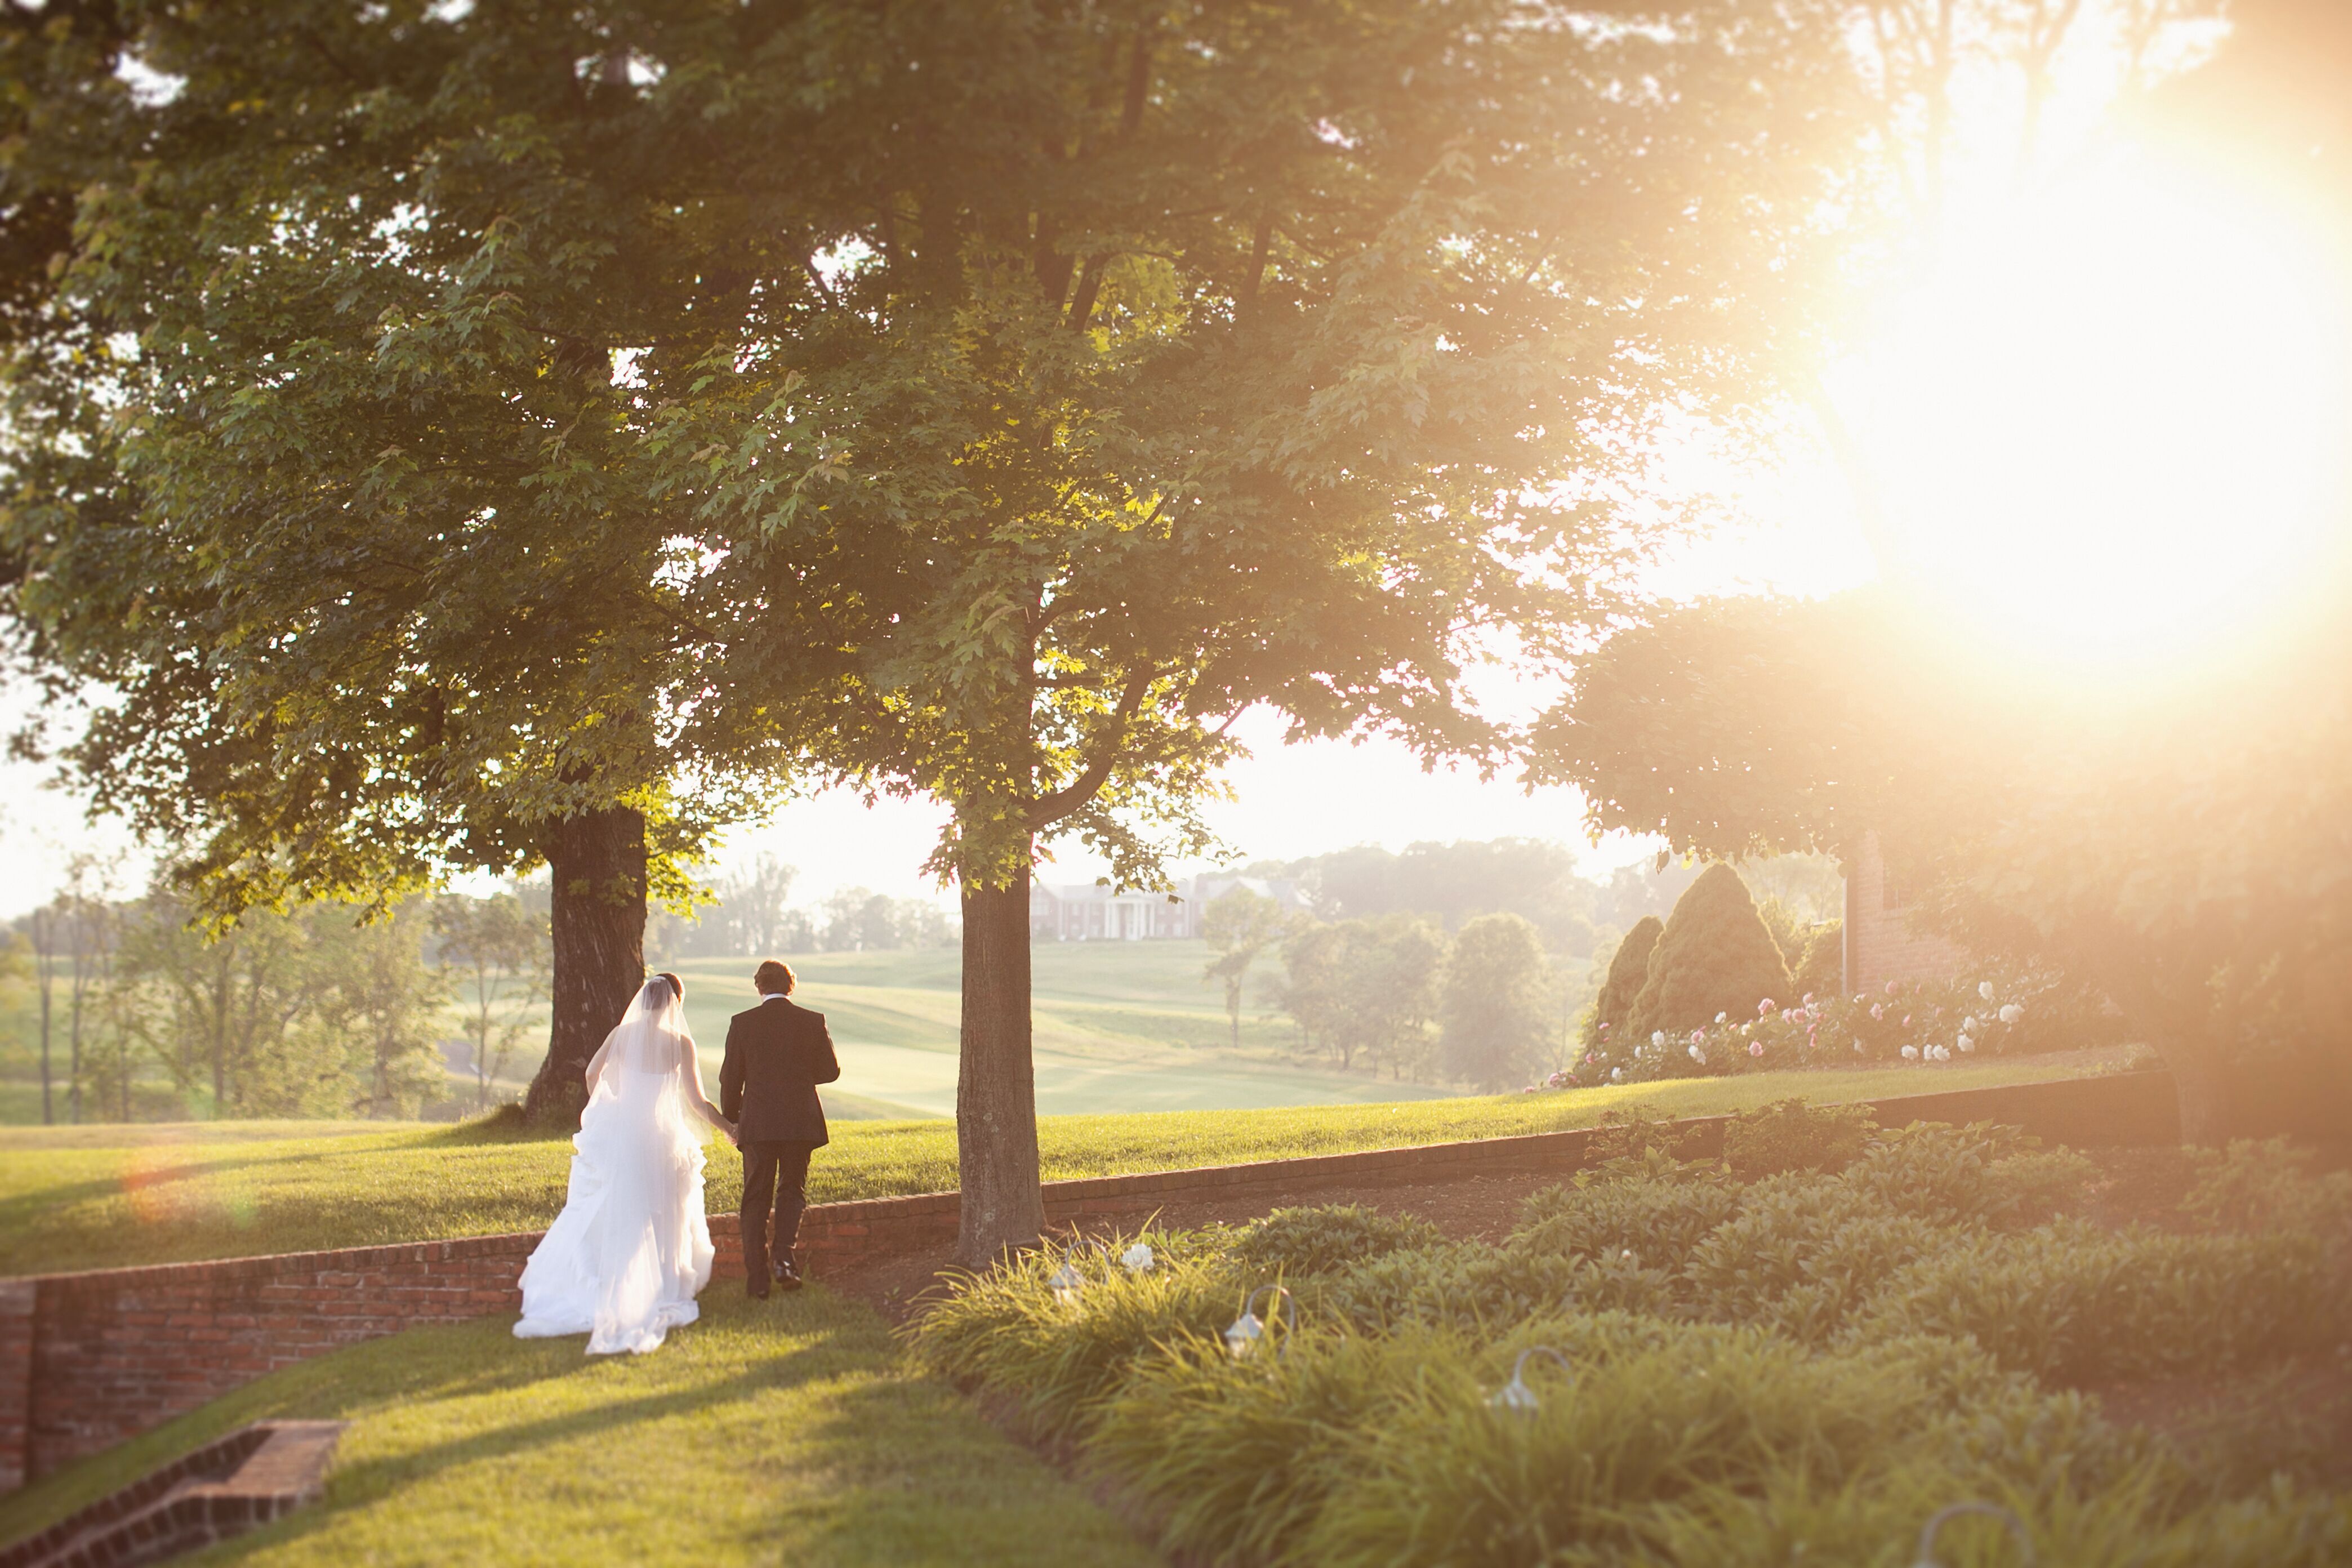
[720,997,841,1147]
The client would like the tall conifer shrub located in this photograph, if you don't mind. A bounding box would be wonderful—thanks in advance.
[1581,915,1663,1051]
[1627,863,1792,1046]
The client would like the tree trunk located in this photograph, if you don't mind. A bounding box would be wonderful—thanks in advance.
[35,928,51,1128]
[524,807,648,1126]
[2162,1035,2233,1146]
[955,866,1045,1268]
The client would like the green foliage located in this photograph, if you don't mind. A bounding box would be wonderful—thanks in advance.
[1793,919,1844,998]
[111,888,451,1120]
[1859,1220,2339,1383]
[2180,1137,2352,1241]
[1581,915,1660,1053]
[1278,915,1445,1079]
[1437,913,1554,1091]
[1228,1204,1442,1279]
[1721,1098,1878,1179]
[907,1121,2352,1564]
[1625,864,1793,1053]
[1201,888,1294,1049]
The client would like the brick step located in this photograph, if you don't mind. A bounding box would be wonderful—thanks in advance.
[0,1420,344,1568]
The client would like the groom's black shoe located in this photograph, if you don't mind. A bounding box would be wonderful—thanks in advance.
[773,1257,804,1293]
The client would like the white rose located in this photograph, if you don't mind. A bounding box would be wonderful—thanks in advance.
[1901,1045,1920,1061]
[1652,1031,1666,1047]
[1962,1015,1978,1034]
[1957,1034,1975,1053]
[1979,981,1996,1001]
[1999,1004,2023,1025]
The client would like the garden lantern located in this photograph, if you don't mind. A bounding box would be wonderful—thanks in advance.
[1048,1239,1111,1307]
[1912,1502,2033,1567]
[1485,1346,1574,1415]
[1224,1285,1297,1361]
[1046,1257,1084,1307]
[1120,1241,1155,1274]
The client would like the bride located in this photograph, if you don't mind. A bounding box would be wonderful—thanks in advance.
[513,973,734,1354]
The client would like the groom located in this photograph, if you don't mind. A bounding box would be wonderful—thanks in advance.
[720,959,840,1297]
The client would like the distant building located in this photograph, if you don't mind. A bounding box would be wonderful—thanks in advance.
[1842,832,1971,994]
[1029,874,1304,942]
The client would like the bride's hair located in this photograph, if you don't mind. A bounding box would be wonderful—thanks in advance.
[652,972,685,1003]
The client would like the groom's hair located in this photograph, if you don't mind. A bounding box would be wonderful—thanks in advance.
[754,959,796,996]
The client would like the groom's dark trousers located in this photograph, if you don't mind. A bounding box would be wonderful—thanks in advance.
[720,996,840,1280]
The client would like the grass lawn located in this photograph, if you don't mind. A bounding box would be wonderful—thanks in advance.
[0,1286,1159,1567]
[0,1060,2098,1276]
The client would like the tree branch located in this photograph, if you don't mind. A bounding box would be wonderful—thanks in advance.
[1027,665,1152,828]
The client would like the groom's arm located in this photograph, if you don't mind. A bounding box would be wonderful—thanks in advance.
[720,1017,745,1123]
[810,1015,841,1086]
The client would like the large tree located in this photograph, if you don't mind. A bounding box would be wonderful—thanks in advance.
[1536,586,2352,1141]
[0,0,817,1121]
[647,0,1874,1261]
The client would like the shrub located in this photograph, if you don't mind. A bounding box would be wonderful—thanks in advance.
[2180,1137,2352,1242]
[1857,1220,2339,1383]
[1792,919,1842,997]
[1625,862,1792,1057]
[1679,1180,1954,1342]
[1573,1106,1718,1171]
[1580,914,1662,1053]
[1721,1097,1878,1179]
[1842,1121,2057,1227]
[1512,1174,1744,1273]
[1227,1204,1442,1279]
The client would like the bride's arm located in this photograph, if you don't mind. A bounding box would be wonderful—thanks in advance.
[582,1036,614,1098]
[680,1039,733,1135]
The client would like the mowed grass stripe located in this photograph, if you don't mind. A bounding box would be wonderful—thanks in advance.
[0,1062,2086,1277]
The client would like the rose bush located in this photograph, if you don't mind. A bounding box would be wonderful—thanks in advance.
[1561,966,2117,1086]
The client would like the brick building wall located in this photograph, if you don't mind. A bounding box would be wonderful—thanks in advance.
[0,1071,2190,1491]
[1844,831,1974,994]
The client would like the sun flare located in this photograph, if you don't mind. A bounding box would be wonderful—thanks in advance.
[1841,147,2349,675]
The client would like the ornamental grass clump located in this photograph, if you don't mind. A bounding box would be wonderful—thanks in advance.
[902,1228,1235,1442]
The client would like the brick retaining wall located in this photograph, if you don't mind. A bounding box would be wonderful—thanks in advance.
[2,1070,2184,1489]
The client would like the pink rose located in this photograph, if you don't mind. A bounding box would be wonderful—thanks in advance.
[1749,1041,1765,1057]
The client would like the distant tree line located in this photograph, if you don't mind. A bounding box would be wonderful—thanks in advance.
[4,870,548,1124]
[647,856,958,960]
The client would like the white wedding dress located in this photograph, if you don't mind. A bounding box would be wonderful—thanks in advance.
[513,980,724,1355]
